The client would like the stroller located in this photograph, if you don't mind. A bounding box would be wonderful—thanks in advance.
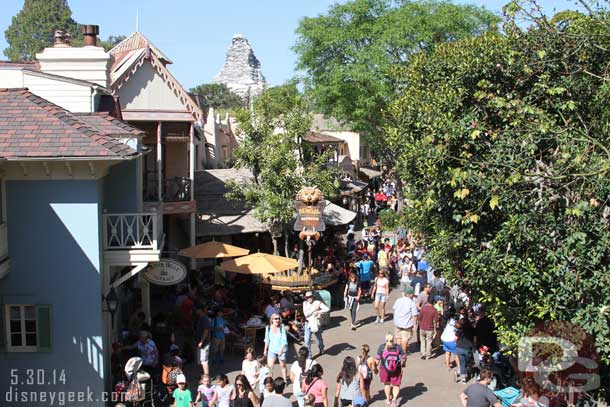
[114,357,155,407]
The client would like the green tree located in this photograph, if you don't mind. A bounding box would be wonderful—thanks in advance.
[190,83,245,112]
[97,35,127,52]
[227,85,338,255]
[386,2,610,397]
[294,0,499,163]
[4,0,80,61]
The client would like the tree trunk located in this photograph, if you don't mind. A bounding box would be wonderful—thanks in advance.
[284,229,290,258]
[396,174,405,213]
[272,236,279,255]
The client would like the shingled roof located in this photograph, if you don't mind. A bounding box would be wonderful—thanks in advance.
[0,88,139,159]
[75,112,145,138]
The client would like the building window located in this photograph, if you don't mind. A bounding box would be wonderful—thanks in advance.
[4,305,52,352]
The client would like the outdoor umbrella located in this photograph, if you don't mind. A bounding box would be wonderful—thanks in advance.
[220,252,298,275]
[178,241,250,259]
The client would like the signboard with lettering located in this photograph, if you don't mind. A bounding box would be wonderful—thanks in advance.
[294,187,326,232]
[142,259,187,286]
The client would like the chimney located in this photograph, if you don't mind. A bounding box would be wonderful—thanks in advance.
[54,30,65,47]
[37,24,110,89]
[81,25,99,47]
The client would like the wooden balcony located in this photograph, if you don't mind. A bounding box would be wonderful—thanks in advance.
[0,223,9,278]
[143,176,197,214]
[102,213,162,265]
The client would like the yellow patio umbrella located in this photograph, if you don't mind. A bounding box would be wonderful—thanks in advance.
[220,252,298,275]
[178,241,250,259]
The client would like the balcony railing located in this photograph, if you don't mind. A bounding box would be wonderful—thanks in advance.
[103,213,159,251]
[143,175,192,203]
[0,223,8,260]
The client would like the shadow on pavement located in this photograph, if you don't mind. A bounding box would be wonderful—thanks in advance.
[323,342,357,356]
[399,382,427,403]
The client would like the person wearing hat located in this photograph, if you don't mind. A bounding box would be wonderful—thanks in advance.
[302,291,330,357]
[173,373,194,407]
[392,286,419,354]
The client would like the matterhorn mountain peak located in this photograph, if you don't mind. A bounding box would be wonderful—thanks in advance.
[214,34,266,100]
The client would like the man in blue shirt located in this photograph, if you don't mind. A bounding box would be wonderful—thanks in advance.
[357,254,375,296]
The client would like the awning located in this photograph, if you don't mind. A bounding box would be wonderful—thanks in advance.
[323,201,357,226]
[359,167,382,178]
[196,211,267,237]
[340,179,368,195]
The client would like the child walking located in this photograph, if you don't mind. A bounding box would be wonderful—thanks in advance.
[173,374,193,407]
[241,348,260,391]
[195,374,216,407]
[357,345,376,402]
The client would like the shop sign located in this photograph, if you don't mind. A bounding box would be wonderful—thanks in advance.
[142,259,187,286]
[294,186,326,232]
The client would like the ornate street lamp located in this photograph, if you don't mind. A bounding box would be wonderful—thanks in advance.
[102,287,119,327]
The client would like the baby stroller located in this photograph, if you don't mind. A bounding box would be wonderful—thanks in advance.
[476,346,516,390]
[114,357,155,407]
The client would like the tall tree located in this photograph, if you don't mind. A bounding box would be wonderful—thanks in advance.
[386,2,610,398]
[227,85,338,255]
[294,0,499,170]
[4,0,80,61]
[190,83,245,112]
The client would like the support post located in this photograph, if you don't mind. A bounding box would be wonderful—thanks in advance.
[189,123,196,270]
[156,121,163,201]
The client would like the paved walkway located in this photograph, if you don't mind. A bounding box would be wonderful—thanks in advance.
[185,288,466,407]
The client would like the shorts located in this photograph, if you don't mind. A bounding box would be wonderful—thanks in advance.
[379,367,402,386]
[268,350,287,362]
[442,340,457,353]
[375,293,387,303]
[394,326,414,345]
[198,343,210,363]
[360,281,371,291]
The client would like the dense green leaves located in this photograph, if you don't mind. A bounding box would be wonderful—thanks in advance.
[294,0,499,159]
[227,86,338,253]
[189,83,244,112]
[386,5,610,385]
[4,0,124,60]
[4,0,79,61]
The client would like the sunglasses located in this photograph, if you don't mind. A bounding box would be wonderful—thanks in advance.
[273,318,281,321]
[236,382,243,386]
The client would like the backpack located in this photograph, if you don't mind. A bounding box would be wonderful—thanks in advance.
[360,359,373,382]
[381,346,402,375]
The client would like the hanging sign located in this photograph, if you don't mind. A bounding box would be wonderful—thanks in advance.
[142,259,187,286]
[294,186,326,232]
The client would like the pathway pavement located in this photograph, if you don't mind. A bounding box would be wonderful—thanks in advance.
[185,288,466,406]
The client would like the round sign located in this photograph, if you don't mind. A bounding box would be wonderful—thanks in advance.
[142,259,187,286]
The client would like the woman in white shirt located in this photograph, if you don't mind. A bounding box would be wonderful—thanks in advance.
[370,269,390,323]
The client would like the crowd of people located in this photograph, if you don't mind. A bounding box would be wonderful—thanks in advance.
[113,178,537,407]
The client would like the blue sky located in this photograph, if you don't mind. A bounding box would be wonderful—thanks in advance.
[0,0,584,89]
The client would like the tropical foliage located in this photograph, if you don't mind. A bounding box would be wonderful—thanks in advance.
[385,1,610,394]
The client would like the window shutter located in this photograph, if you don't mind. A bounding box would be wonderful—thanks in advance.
[36,305,52,352]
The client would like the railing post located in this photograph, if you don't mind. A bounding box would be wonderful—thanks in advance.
[102,215,108,249]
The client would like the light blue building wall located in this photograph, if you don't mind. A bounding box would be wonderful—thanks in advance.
[103,159,140,213]
[0,180,107,406]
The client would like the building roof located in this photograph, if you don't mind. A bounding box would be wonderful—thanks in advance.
[0,60,40,70]
[108,33,203,122]
[109,31,172,67]
[194,168,254,215]
[303,131,344,144]
[75,112,145,138]
[0,88,138,159]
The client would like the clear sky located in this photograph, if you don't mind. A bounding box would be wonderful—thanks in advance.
[0,0,584,90]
